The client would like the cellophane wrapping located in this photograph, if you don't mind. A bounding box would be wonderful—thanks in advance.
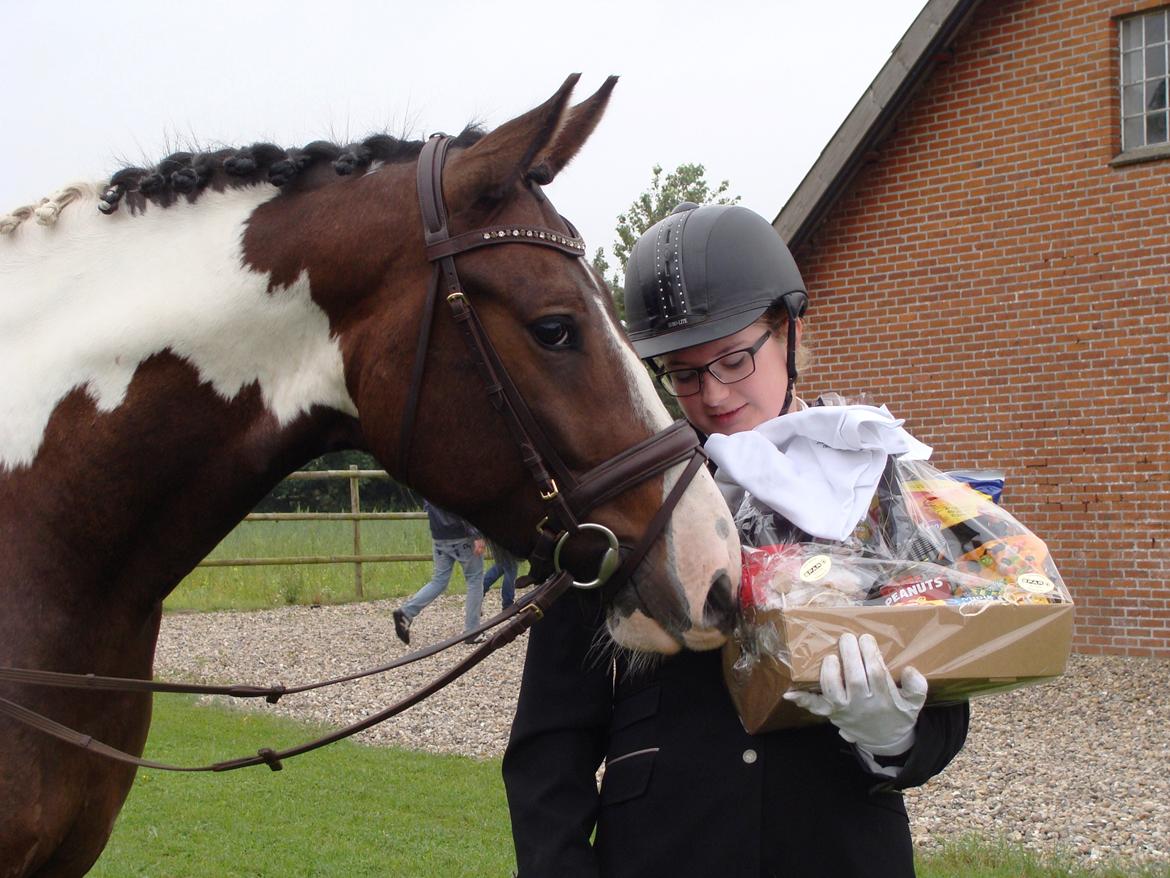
[724,458,1074,732]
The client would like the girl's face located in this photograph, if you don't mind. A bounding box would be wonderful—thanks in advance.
[659,321,795,436]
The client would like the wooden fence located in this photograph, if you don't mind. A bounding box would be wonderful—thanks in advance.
[196,466,427,598]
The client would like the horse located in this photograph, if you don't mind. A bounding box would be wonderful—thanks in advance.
[0,75,741,877]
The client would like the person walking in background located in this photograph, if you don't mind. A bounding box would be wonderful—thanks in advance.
[482,542,520,610]
[392,500,486,645]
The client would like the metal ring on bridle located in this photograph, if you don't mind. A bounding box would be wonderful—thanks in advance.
[553,523,622,590]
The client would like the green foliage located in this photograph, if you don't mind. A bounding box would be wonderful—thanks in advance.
[611,163,739,281]
[596,162,740,322]
[90,697,516,878]
[591,162,738,421]
[590,246,618,319]
[257,450,422,514]
[277,567,307,605]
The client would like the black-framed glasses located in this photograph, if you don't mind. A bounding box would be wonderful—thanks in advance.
[654,331,772,398]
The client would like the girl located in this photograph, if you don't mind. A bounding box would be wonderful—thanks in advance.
[503,204,968,878]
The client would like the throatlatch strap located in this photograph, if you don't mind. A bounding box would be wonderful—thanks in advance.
[780,315,798,417]
[443,291,580,529]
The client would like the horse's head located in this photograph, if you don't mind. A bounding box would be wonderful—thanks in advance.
[243,76,740,653]
[0,75,744,878]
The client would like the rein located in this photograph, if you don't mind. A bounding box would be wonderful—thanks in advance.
[0,574,573,772]
[0,135,709,773]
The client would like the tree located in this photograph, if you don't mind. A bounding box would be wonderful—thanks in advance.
[593,163,740,416]
[595,163,740,322]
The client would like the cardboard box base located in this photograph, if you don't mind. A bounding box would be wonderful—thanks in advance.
[723,602,1074,734]
[722,640,827,734]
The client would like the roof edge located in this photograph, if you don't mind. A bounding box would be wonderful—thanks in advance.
[773,0,984,250]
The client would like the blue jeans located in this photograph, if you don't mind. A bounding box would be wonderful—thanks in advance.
[400,538,485,634]
[482,550,519,609]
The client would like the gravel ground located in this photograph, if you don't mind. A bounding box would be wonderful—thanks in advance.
[155,596,1170,868]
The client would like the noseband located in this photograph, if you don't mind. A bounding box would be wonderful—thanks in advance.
[399,134,708,591]
[0,136,711,774]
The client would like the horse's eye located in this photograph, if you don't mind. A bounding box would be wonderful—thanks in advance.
[529,317,576,349]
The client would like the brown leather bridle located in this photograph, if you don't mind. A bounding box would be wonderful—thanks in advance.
[402,134,708,590]
[0,135,710,773]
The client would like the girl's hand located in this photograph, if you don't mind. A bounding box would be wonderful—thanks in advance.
[784,632,927,756]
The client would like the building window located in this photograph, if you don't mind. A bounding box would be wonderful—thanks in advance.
[1121,7,1169,150]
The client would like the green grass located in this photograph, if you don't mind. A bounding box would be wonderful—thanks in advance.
[158,522,1166,877]
[90,697,516,877]
[167,519,445,612]
[917,836,1170,878]
[89,699,1168,877]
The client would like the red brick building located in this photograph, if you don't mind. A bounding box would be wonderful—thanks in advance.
[775,0,1169,656]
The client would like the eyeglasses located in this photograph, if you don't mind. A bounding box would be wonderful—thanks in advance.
[654,331,772,398]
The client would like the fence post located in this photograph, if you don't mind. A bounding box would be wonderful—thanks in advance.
[349,465,364,598]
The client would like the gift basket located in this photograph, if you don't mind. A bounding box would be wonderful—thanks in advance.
[716,406,1074,734]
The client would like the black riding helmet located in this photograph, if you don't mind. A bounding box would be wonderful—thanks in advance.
[624,202,809,414]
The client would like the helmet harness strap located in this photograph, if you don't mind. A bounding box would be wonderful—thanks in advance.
[778,289,806,417]
[779,315,798,416]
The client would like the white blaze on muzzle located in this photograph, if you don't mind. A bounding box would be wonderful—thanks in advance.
[590,276,741,652]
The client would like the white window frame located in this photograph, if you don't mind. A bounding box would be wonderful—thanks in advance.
[1120,7,1170,152]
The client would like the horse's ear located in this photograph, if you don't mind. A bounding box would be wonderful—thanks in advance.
[527,76,618,186]
[443,74,581,207]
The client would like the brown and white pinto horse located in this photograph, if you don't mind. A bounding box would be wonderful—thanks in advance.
[0,77,739,876]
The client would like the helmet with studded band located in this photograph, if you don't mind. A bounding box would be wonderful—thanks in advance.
[623,202,808,415]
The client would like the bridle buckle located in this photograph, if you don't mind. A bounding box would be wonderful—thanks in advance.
[519,602,545,622]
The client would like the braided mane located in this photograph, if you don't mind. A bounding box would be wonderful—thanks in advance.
[1,127,484,233]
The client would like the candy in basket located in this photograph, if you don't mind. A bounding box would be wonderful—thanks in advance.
[723,459,1074,734]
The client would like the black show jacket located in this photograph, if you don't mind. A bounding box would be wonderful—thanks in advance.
[503,589,969,878]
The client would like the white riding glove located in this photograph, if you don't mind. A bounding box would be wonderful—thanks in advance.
[784,632,927,756]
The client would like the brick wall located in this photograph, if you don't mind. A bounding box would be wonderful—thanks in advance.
[792,0,1170,656]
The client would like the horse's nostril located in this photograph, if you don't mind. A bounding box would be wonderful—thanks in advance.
[702,571,737,633]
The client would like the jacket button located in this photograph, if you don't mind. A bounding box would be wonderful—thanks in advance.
[742,749,758,764]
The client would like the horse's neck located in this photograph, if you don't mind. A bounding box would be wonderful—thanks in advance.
[0,189,362,609]
[1,186,358,471]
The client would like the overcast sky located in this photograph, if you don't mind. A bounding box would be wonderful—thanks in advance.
[2,0,927,261]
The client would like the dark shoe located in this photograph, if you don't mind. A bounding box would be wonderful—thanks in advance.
[464,633,486,645]
[392,609,411,645]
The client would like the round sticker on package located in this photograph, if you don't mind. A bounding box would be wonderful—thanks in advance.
[1017,573,1055,594]
[800,554,832,582]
